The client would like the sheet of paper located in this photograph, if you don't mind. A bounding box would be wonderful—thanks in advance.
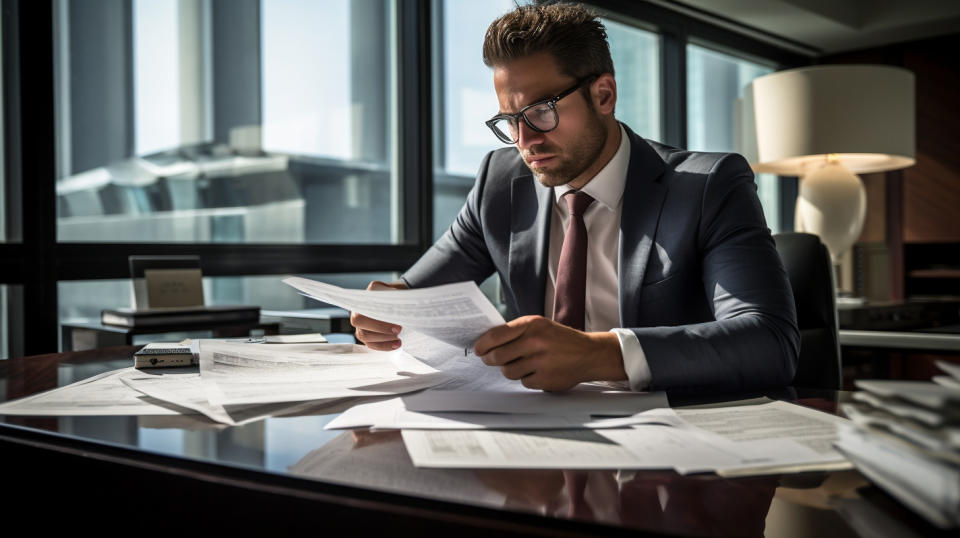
[198,340,449,406]
[400,401,853,475]
[0,367,190,416]
[401,390,669,415]
[402,428,647,469]
[325,397,684,430]
[671,400,853,474]
[118,368,339,426]
[393,329,530,392]
[282,276,505,349]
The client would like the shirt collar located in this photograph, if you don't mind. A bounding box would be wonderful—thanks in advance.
[554,123,630,211]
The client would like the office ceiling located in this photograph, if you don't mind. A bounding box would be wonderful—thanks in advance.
[659,0,960,55]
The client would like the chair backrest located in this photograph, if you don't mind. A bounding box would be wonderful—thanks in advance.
[773,232,842,390]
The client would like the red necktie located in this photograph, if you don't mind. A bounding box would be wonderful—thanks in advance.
[553,190,594,331]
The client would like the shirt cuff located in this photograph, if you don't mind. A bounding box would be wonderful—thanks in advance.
[611,328,652,391]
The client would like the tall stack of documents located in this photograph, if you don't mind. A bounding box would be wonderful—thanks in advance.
[835,361,960,529]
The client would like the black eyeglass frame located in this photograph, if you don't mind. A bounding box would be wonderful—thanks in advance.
[484,75,599,144]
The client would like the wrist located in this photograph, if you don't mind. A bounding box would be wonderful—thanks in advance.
[586,332,628,382]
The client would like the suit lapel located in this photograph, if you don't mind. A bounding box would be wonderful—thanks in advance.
[508,173,552,317]
[618,127,667,328]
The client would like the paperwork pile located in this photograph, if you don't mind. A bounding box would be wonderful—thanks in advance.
[327,393,852,476]
[0,340,450,426]
[835,362,960,528]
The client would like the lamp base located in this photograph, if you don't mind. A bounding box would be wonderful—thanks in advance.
[794,160,867,265]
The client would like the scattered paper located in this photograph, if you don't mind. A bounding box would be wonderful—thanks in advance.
[325,397,684,430]
[402,428,646,469]
[197,340,449,406]
[0,367,191,416]
[400,401,852,475]
[119,368,340,426]
[401,390,669,415]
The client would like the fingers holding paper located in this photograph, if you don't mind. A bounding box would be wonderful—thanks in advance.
[474,315,627,391]
[351,280,408,351]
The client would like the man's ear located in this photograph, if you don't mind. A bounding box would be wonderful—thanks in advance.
[590,73,617,115]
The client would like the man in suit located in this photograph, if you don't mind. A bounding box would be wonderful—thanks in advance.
[351,3,799,392]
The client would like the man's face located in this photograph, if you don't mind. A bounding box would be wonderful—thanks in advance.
[493,53,607,188]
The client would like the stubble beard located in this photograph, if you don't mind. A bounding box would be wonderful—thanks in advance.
[525,112,608,188]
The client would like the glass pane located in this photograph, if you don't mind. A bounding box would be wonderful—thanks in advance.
[1,285,7,359]
[605,19,660,141]
[54,0,398,244]
[1,8,6,243]
[58,272,395,350]
[432,0,515,240]
[686,43,780,231]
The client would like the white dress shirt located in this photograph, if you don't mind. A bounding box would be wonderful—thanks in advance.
[544,124,652,390]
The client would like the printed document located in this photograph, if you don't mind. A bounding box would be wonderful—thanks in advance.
[118,368,339,426]
[400,390,669,415]
[325,396,684,430]
[282,277,505,349]
[672,400,852,474]
[0,367,190,416]
[401,400,853,475]
[197,340,449,406]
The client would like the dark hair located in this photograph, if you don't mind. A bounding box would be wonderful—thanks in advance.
[482,3,614,80]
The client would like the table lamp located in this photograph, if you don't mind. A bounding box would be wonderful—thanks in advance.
[741,65,915,267]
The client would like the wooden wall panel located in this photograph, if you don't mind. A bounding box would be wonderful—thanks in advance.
[859,172,886,243]
[902,36,960,242]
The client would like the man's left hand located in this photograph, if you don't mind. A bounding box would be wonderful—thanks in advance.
[473,316,627,391]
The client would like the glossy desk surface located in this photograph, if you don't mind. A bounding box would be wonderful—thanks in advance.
[0,347,945,536]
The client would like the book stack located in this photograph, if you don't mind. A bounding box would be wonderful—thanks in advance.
[101,305,260,328]
[835,362,960,529]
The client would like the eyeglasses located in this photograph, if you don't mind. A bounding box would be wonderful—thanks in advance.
[485,75,597,144]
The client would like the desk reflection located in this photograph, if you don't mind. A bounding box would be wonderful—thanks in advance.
[288,429,792,536]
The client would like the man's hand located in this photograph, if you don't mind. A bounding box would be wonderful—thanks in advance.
[350,280,408,351]
[473,315,627,391]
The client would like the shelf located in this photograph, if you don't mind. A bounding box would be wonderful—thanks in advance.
[908,269,960,278]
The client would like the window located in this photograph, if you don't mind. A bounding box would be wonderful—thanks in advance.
[6,1,801,356]
[432,0,515,241]
[54,0,399,244]
[605,19,660,141]
[0,6,7,244]
[686,43,780,231]
[1,285,7,359]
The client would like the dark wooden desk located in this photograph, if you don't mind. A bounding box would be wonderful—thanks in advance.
[0,347,948,536]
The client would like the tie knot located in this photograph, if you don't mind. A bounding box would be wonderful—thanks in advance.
[564,191,595,216]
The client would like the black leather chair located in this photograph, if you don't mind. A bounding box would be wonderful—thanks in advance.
[773,232,842,390]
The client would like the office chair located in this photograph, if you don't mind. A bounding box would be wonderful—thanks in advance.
[773,232,842,390]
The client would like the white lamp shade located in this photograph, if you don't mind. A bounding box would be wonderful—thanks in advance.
[745,65,915,175]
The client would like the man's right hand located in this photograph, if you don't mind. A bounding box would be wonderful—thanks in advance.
[350,280,408,351]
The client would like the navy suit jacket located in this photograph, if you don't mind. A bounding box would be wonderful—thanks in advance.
[402,124,799,391]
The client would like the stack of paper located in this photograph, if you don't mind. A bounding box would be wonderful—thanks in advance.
[0,340,451,426]
[835,363,960,528]
[325,390,852,476]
